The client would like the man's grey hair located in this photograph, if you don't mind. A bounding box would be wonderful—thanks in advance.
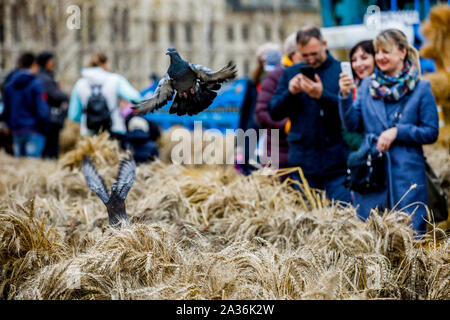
[296,26,323,46]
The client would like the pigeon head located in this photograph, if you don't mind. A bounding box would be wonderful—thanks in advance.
[166,47,182,63]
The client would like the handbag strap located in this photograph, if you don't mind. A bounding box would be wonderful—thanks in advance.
[364,133,383,159]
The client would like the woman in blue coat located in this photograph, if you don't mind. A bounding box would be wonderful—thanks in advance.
[338,29,439,235]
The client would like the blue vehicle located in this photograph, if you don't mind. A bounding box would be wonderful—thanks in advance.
[143,78,247,133]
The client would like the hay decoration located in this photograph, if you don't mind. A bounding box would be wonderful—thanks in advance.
[0,133,449,300]
[59,131,127,170]
[59,120,81,156]
[0,198,68,299]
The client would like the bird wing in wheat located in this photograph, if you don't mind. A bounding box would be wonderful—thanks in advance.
[82,156,110,204]
[111,157,136,201]
[133,74,174,114]
[189,61,237,84]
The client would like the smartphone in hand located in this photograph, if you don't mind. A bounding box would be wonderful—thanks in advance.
[300,65,316,81]
[341,61,354,80]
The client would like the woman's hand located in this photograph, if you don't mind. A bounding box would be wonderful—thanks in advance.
[376,127,398,152]
[339,73,355,98]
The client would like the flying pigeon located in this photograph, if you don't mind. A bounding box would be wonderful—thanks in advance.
[81,156,136,227]
[132,47,237,116]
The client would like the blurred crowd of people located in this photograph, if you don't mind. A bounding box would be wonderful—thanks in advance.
[0,52,68,158]
[0,51,160,164]
[0,24,441,236]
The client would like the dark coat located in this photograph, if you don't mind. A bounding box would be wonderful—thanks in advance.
[2,69,19,91]
[269,53,348,176]
[123,129,159,164]
[339,77,439,232]
[3,70,50,134]
[0,69,19,123]
[238,79,260,132]
[255,66,289,168]
[123,116,161,164]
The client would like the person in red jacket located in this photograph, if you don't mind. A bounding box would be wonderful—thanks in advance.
[255,33,303,171]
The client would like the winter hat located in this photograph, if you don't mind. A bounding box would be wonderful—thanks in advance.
[264,49,282,72]
[256,42,281,64]
[128,116,149,133]
[36,51,54,69]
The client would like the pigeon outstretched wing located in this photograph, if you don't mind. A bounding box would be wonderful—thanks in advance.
[189,61,237,84]
[133,74,174,114]
[111,157,136,201]
[82,156,110,204]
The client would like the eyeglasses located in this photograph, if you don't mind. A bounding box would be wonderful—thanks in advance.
[300,44,323,60]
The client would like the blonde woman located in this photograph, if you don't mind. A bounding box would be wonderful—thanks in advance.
[338,29,439,236]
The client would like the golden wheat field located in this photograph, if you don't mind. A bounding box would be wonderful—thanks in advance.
[0,128,449,300]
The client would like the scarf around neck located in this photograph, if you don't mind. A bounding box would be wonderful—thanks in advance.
[369,59,419,102]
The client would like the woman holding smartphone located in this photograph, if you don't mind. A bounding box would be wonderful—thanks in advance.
[341,40,377,151]
[348,40,376,88]
[338,29,439,236]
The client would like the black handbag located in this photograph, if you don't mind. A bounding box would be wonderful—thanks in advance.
[345,99,408,194]
[425,159,448,223]
[345,143,385,194]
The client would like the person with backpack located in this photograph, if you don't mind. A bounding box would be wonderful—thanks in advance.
[68,52,141,143]
[269,26,351,203]
[2,52,50,158]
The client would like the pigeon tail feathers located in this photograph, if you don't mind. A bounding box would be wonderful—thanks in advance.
[81,155,135,228]
[82,156,110,204]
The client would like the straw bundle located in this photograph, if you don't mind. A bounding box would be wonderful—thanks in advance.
[0,133,448,300]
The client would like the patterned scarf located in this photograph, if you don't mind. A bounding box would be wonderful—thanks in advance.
[369,59,419,102]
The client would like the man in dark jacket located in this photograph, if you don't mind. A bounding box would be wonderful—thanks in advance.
[269,26,350,203]
[3,52,50,158]
[37,51,69,158]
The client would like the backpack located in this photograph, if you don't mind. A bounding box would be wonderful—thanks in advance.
[85,84,111,133]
